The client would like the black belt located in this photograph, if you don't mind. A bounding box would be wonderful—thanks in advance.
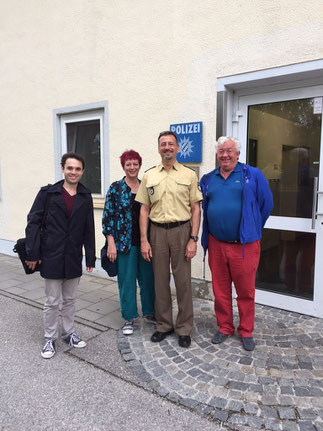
[221,239,240,244]
[150,220,189,229]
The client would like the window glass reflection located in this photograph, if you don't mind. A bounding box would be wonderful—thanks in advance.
[257,229,314,300]
[248,98,321,218]
[67,120,101,194]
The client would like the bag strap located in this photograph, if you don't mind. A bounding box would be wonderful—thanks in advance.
[40,184,53,231]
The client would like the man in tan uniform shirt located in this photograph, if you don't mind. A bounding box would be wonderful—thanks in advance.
[136,131,202,348]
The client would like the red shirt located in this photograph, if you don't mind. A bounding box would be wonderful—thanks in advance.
[62,187,76,217]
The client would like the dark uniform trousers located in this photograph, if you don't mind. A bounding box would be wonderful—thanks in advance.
[150,221,193,336]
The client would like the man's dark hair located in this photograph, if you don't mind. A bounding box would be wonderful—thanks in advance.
[158,131,178,145]
[61,152,85,169]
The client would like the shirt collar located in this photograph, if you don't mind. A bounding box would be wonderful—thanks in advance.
[158,161,180,172]
[215,161,240,176]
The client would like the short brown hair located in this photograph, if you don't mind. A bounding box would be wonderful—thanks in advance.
[158,131,178,145]
[61,152,85,169]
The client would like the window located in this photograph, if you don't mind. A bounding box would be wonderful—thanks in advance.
[53,101,109,203]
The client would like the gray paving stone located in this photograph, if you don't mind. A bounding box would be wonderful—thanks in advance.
[173,370,186,380]
[279,407,296,420]
[264,417,283,431]
[227,371,245,381]
[123,353,136,362]
[94,311,123,329]
[180,398,199,409]
[298,421,317,431]
[75,308,104,321]
[261,394,279,405]
[155,385,169,396]
[182,376,197,386]
[3,285,28,295]
[212,409,229,422]
[87,298,120,314]
[187,367,201,377]
[281,420,300,431]
[279,395,295,406]
[297,409,318,420]
[259,376,275,385]
[261,406,279,418]
[281,385,294,395]
[230,381,248,391]
[197,372,213,383]
[246,416,264,427]
[228,414,247,425]
[77,289,115,302]
[195,404,213,416]
[166,392,181,403]
[227,400,243,412]
[294,387,310,396]
[209,396,227,409]
[248,383,263,393]
[243,403,259,414]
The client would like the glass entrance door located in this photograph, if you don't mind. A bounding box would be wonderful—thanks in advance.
[237,87,323,317]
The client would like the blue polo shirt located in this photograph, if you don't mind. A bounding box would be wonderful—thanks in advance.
[206,164,242,241]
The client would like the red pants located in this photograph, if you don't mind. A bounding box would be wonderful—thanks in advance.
[208,235,260,337]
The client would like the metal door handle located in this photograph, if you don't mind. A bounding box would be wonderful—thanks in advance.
[312,177,323,229]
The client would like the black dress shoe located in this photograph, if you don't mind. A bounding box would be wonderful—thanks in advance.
[178,335,191,348]
[151,330,174,343]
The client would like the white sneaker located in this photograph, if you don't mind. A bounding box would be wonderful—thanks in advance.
[123,321,134,335]
[41,339,56,359]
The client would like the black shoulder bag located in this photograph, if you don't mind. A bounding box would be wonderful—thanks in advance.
[13,187,52,275]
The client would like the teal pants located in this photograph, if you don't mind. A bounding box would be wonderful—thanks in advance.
[117,246,155,321]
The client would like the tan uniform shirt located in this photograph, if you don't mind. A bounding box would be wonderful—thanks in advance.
[136,161,203,223]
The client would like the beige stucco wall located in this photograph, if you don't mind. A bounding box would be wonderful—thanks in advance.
[1,0,323,278]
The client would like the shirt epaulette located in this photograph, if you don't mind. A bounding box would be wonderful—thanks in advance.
[145,166,156,173]
[184,165,196,171]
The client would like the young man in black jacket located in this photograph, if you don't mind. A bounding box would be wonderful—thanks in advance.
[25,152,96,359]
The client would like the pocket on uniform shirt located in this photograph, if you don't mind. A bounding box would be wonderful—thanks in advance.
[175,177,191,201]
[146,180,161,204]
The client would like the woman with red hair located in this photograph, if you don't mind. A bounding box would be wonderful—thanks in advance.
[102,150,155,335]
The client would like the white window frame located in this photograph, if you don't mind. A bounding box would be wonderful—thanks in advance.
[53,101,109,200]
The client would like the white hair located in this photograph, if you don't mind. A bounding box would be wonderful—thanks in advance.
[215,136,241,154]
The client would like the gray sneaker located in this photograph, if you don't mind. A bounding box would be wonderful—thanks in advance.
[41,339,56,359]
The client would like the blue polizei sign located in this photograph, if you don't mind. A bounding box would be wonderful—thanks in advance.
[170,122,202,163]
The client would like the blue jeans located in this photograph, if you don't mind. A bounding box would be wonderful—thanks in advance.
[117,246,155,321]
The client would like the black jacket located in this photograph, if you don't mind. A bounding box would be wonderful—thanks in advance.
[25,180,96,279]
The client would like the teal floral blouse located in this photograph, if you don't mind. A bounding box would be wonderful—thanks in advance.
[102,178,136,254]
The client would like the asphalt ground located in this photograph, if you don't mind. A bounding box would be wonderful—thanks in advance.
[0,294,220,431]
[1,253,323,430]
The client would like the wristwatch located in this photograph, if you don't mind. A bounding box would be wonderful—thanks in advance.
[190,235,199,242]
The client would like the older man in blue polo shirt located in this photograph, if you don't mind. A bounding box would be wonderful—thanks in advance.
[200,136,273,351]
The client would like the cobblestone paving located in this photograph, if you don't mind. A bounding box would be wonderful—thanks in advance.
[118,299,323,430]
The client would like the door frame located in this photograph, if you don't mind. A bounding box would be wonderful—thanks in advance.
[236,87,323,318]
[217,61,323,318]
